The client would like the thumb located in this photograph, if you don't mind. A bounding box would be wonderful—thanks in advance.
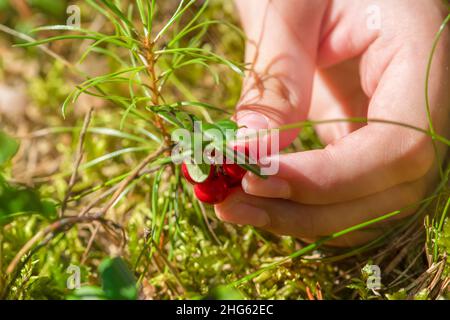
[234,87,301,151]
[233,0,327,149]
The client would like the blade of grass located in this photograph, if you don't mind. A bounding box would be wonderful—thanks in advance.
[230,209,408,287]
[424,13,450,180]
[278,118,450,147]
[149,167,165,260]
[27,126,151,144]
[80,146,151,171]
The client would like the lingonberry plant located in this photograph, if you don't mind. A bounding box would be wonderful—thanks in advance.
[17,2,259,208]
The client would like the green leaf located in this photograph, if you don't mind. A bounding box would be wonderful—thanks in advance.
[0,183,57,223]
[99,257,137,300]
[155,48,245,77]
[157,110,185,128]
[175,111,195,131]
[201,122,223,143]
[215,120,238,132]
[199,121,265,178]
[215,119,238,141]
[185,162,211,183]
[14,35,101,48]
[154,0,197,42]
[99,0,136,32]
[0,131,19,165]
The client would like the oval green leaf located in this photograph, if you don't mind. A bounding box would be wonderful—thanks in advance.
[185,162,211,183]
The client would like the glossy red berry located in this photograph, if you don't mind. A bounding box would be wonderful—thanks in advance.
[223,175,242,188]
[181,162,196,184]
[194,176,229,204]
[223,163,246,187]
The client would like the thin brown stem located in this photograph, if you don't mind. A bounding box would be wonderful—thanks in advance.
[96,145,167,217]
[61,108,94,217]
[141,37,172,150]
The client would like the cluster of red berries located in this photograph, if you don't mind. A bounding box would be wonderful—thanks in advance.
[181,148,249,204]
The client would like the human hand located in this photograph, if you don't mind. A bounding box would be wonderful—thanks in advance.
[215,0,449,246]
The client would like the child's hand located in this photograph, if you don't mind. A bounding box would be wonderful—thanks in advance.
[215,0,449,246]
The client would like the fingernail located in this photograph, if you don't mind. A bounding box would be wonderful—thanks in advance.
[236,112,269,131]
[234,113,269,148]
[242,174,291,199]
[241,176,250,191]
[220,202,270,227]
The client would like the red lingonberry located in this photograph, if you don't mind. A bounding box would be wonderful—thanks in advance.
[182,162,214,184]
[223,163,246,187]
[223,175,241,188]
[194,176,229,204]
[181,162,196,184]
[217,145,250,188]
